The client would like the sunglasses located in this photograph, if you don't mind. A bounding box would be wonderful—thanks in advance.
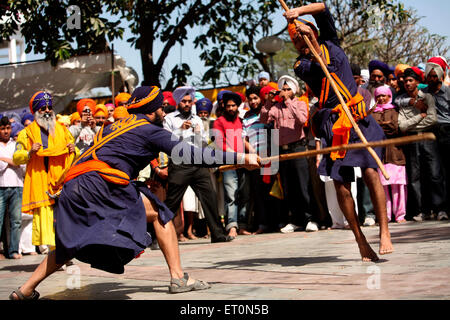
[39,105,52,112]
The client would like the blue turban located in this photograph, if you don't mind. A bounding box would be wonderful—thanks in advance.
[29,91,52,114]
[21,112,34,126]
[127,86,164,115]
[195,98,213,114]
[11,122,24,138]
[195,92,205,101]
[217,90,232,102]
[172,86,196,106]
[4,112,21,124]
[368,60,391,78]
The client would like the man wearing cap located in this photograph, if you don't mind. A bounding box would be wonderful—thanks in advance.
[258,71,271,88]
[9,86,259,300]
[395,67,445,222]
[260,75,318,233]
[164,86,234,243]
[423,57,450,220]
[13,91,79,256]
[284,2,393,261]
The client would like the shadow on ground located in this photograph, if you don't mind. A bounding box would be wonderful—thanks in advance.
[386,225,450,243]
[42,282,168,300]
[0,264,40,272]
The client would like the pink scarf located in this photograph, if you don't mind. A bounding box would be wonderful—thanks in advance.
[373,86,396,113]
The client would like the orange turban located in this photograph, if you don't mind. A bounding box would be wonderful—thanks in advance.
[287,19,318,44]
[76,98,96,115]
[70,112,81,124]
[394,64,411,78]
[115,92,131,107]
[113,106,129,120]
[94,104,108,117]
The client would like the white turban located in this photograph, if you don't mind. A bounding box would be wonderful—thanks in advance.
[277,75,300,95]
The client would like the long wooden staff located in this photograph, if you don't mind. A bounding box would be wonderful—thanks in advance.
[219,133,435,172]
[277,0,390,180]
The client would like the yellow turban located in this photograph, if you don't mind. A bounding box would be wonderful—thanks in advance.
[70,112,81,125]
[56,114,71,127]
[394,64,411,78]
[115,92,131,107]
[94,104,108,117]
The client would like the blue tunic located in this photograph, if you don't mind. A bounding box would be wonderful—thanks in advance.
[55,114,236,274]
[293,6,385,183]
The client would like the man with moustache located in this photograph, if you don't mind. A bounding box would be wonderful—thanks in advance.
[214,92,252,238]
[395,67,444,222]
[164,87,233,243]
[13,91,79,254]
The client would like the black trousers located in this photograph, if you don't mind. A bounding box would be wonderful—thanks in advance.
[404,139,446,216]
[165,163,226,241]
[436,124,450,212]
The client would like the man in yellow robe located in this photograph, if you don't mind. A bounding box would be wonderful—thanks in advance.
[13,91,79,251]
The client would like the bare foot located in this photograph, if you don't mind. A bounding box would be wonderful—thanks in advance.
[253,228,265,235]
[358,242,379,262]
[178,234,188,242]
[397,219,407,224]
[0,253,5,260]
[228,227,238,238]
[379,234,394,255]
[238,229,252,235]
[187,233,198,240]
[11,253,22,260]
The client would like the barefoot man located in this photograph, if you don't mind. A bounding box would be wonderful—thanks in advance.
[284,2,393,261]
[10,86,260,299]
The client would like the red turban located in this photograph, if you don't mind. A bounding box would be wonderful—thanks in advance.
[163,91,176,107]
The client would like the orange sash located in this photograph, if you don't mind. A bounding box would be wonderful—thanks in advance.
[64,159,130,186]
[330,93,365,160]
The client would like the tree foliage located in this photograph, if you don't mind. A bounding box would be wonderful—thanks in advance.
[1,0,446,91]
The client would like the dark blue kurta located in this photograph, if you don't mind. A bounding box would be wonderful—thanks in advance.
[55,114,236,274]
[293,6,385,182]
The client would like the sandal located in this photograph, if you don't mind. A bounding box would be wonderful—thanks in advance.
[9,288,40,300]
[169,273,210,294]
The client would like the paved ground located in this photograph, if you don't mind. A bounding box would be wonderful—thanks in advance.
[1,220,450,301]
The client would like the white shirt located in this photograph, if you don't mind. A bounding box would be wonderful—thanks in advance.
[0,138,25,187]
[163,110,207,146]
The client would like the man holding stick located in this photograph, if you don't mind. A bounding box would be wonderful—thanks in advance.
[283,2,393,261]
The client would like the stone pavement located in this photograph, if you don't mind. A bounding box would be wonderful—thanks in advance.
[1,220,449,300]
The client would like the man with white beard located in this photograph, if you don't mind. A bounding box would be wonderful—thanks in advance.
[13,91,79,255]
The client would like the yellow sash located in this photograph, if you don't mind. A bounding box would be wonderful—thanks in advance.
[21,121,75,213]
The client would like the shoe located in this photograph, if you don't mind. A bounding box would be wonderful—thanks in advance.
[305,221,319,232]
[437,211,449,221]
[169,273,210,294]
[280,223,301,234]
[363,217,376,226]
[413,213,426,222]
[150,240,160,250]
[429,212,437,220]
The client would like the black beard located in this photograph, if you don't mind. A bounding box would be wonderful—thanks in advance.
[224,111,238,121]
[369,80,385,89]
[180,109,191,118]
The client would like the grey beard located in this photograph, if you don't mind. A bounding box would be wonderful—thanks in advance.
[35,111,56,135]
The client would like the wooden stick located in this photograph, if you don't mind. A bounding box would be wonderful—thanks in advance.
[218,133,435,172]
[277,0,390,180]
